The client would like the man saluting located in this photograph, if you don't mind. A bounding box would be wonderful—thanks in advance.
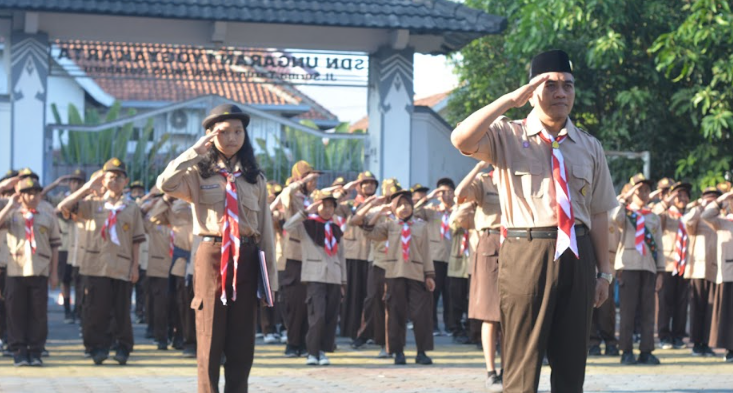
[451,50,618,393]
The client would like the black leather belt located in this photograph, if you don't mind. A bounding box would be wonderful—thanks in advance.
[200,235,256,244]
[505,225,589,239]
[481,229,501,235]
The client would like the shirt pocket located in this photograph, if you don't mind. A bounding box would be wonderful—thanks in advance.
[239,193,261,232]
[200,188,225,232]
[570,164,592,204]
[513,160,545,199]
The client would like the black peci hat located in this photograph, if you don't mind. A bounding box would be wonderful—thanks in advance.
[529,50,573,80]
[202,104,251,130]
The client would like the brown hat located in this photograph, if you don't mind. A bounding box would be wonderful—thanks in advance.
[382,178,402,197]
[1,169,19,181]
[410,183,429,194]
[16,177,42,193]
[311,189,338,204]
[357,171,379,186]
[102,158,127,176]
[69,168,87,181]
[657,177,674,190]
[202,104,251,130]
[18,168,39,180]
[267,181,283,197]
[291,160,322,180]
[670,181,692,194]
[702,186,722,197]
[331,177,346,187]
[389,189,412,212]
[718,181,732,194]
[129,180,145,190]
[629,173,652,188]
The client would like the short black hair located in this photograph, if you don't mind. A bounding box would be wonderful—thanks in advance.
[436,177,455,190]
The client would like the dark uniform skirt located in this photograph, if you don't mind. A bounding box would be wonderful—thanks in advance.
[709,282,733,350]
[468,231,500,322]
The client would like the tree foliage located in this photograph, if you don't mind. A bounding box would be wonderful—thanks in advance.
[450,0,733,189]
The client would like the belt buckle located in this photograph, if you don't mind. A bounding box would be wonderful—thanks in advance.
[526,228,532,241]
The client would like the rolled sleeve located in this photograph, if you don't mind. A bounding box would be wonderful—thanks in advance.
[590,141,619,216]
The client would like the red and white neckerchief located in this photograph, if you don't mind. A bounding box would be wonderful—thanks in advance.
[219,169,242,305]
[101,202,126,246]
[440,210,451,240]
[334,216,347,232]
[537,129,578,260]
[725,214,733,221]
[169,229,175,258]
[308,214,338,256]
[460,231,470,256]
[400,220,412,262]
[629,206,652,256]
[668,206,688,276]
[23,209,38,255]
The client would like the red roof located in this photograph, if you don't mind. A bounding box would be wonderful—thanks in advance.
[349,90,451,132]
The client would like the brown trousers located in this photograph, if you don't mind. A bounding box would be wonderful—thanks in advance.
[499,234,595,393]
[147,276,170,344]
[709,282,733,350]
[82,276,134,353]
[0,267,7,343]
[280,259,308,347]
[5,276,48,356]
[589,282,617,346]
[618,270,656,353]
[448,277,469,336]
[193,240,258,393]
[177,276,197,351]
[340,258,369,339]
[432,261,449,331]
[385,277,434,354]
[657,272,690,341]
[306,282,341,356]
[135,267,147,320]
[356,263,386,345]
[689,279,715,345]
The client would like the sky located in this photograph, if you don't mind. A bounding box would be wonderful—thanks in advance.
[298,53,458,124]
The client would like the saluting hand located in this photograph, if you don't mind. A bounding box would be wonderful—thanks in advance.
[0,176,20,193]
[306,200,322,215]
[343,180,359,192]
[8,193,21,207]
[507,74,551,108]
[193,130,220,155]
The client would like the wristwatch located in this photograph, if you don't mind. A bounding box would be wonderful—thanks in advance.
[597,272,614,284]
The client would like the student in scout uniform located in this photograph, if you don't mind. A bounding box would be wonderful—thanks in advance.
[0,170,20,355]
[455,161,503,391]
[446,201,474,344]
[414,178,455,336]
[128,180,148,324]
[277,160,320,357]
[363,188,436,365]
[588,209,621,357]
[451,49,618,392]
[0,178,61,366]
[59,159,146,365]
[612,174,665,365]
[283,189,346,365]
[156,104,277,393]
[410,183,429,205]
[339,171,378,348]
[652,181,692,350]
[648,178,675,208]
[349,178,401,359]
[266,181,286,344]
[700,188,733,362]
[684,186,722,357]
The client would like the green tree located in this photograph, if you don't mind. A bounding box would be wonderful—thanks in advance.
[450,0,715,189]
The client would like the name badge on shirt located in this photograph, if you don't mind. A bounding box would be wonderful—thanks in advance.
[200,184,219,190]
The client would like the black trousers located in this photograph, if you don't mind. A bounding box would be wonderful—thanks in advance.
[386,277,434,354]
[340,259,369,339]
[589,282,617,346]
[281,259,308,347]
[0,267,7,343]
[657,272,690,341]
[619,270,656,353]
[135,267,147,321]
[689,279,715,345]
[5,276,48,357]
[147,276,170,344]
[432,261,450,331]
[306,282,341,356]
[448,277,469,336]
[177,276,197,351]
[357,264,386,346]
[82,276,134,353]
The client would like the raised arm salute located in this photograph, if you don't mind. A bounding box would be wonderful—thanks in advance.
[451,50,618,393]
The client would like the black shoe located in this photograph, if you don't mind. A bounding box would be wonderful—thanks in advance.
[702,345,716,357]
[659,338,673,350]
[672,337,686,349]
[725,350,733,363]
[41,349,49,357]
[605,344,620,356]
[284,344,299,358]
[350,337,367,349]
[588,344,602,356]
[157,342,168,350]
[64,311,75,324]
[485,371,503,393]
[637,352,661,365]
[182,346,196,358]
[394,352,406,365]
[135,316,145,324]
[620,352,637,365]
[691,343,705,356]
[92,350,108,365]
[29,355,43,366]
[13,354,29,367]
[452,334,471,345]
[632,333,641,344]
[113,349,129,365]
[172,338,184,350]
[415,351,433,365]
[145,329,154,340]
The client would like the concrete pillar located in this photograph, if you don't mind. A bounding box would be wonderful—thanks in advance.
[366,46,414,186]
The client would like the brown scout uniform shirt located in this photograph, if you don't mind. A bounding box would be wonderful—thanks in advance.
[76,196,146,281]
[608,210,620,273]
[348,206,389,269]
[1,206,61,277]
[700,204,733,283]
[156,147,277,291]
[682,204,718,281]
[283,211,347,285]
[653,202,689,273]
[415,205,452,263]
[143,218,173,279]
[611,206,665,274]
[363,218,435,282]
[148,198,193,277]
[73,194,99,272]
[448,202,475,279]
[338,200,371,261]
[280,180,307,262]
[461,110,618,230]
[462,172,502,230]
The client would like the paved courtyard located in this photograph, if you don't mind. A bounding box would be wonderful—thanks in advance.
[1,300,731,393]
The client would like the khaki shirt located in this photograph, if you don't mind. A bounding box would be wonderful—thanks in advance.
[339,200,371,261]
[415,205,452,264]
[682,205,717,281]
[148,198,194,277]
[461,110,618,229]
[363,218,434,282]
[700,204,733,283]
[349,206,389,269]
[0,228,8,268]
[448,203,475,279]
[76,196,146,280]
[607,210,620,273]
[143,219,173,279]
[280,180,306,262]
[283,211,347,285]
[652,202,686,272]
[1,208,61,277]
[74,194,98,271]
[611,206,665,273]
[156,147,277,291]
[461,172,501,230]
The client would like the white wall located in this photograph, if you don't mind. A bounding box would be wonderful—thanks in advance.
[0,101,10,175]
[410,108,476,190]
[46,76,85,124]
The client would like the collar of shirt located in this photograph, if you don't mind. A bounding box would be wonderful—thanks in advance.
[525,110,577,142]
[103,193,127,208]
